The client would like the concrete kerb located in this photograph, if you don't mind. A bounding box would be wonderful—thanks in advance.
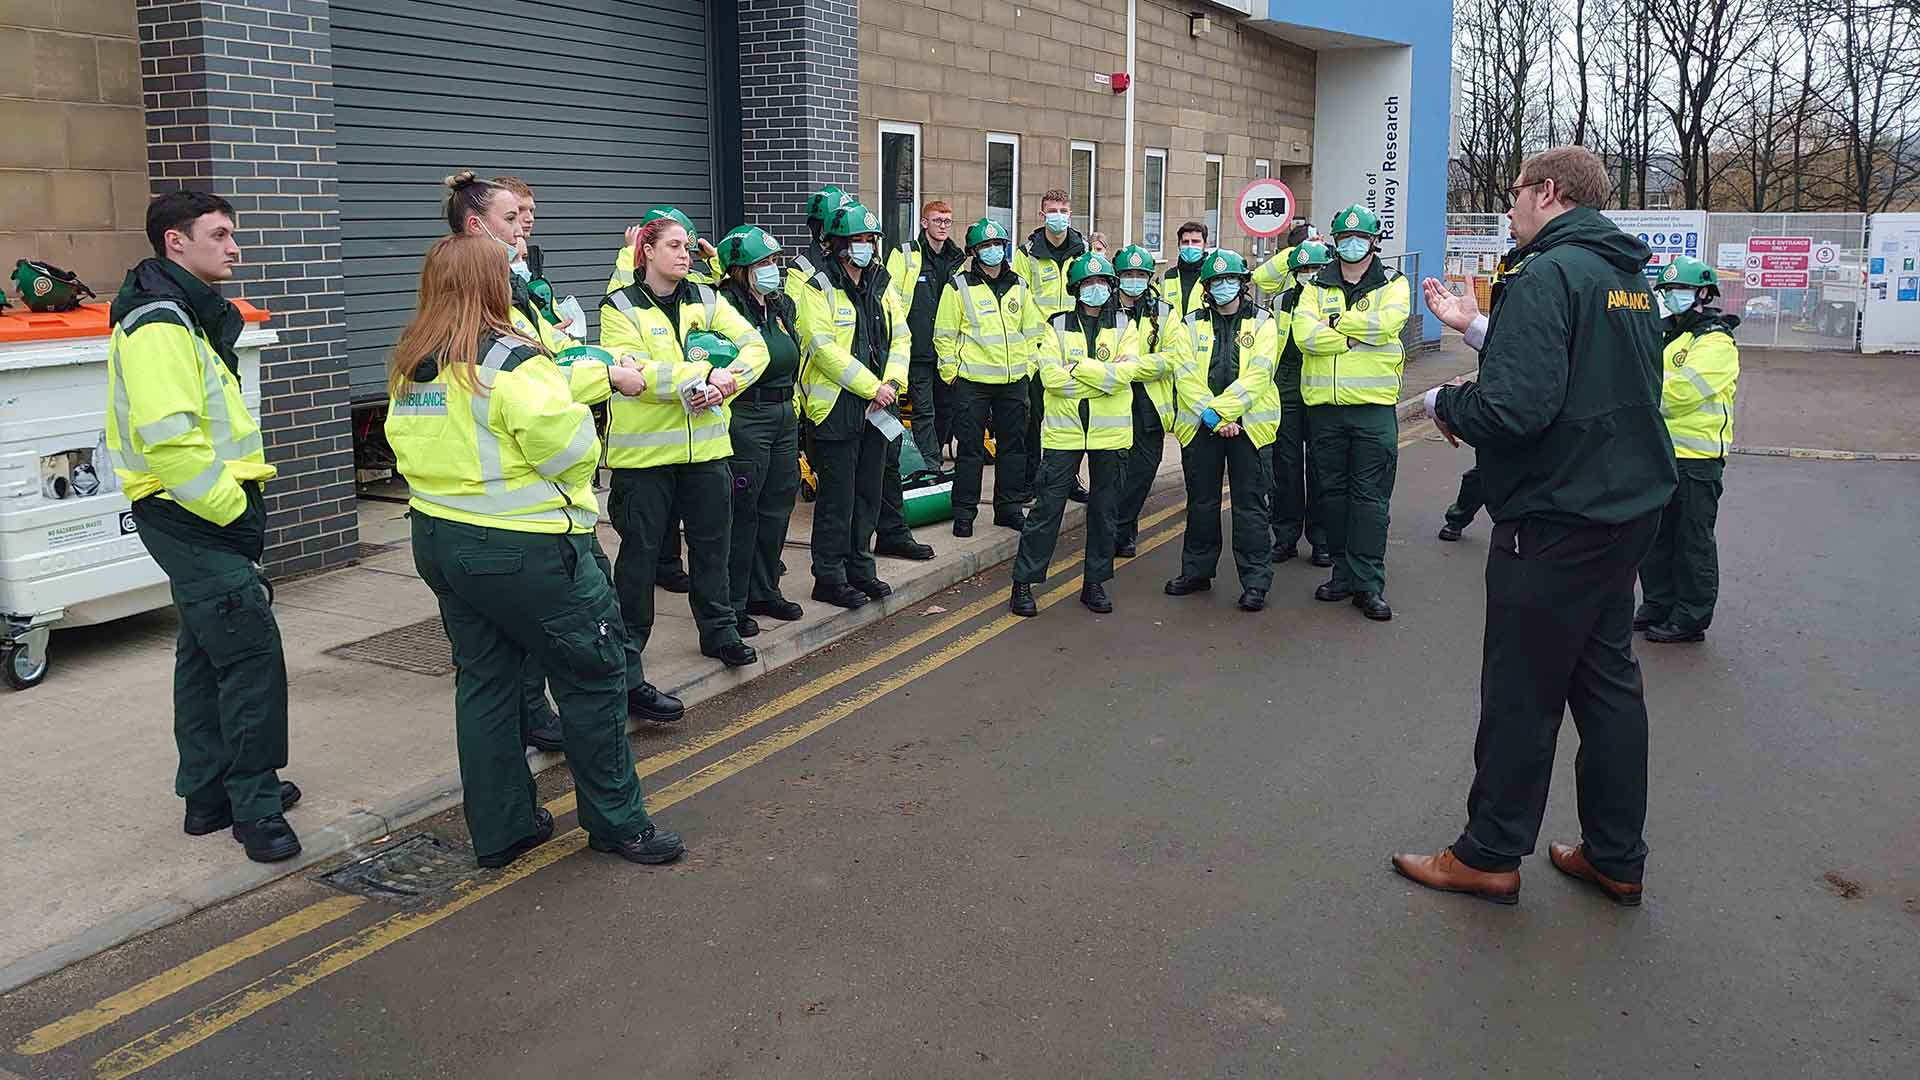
[1,467,1190,995]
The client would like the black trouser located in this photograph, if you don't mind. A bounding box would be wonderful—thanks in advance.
[950,376,1030,523]
[728,399,801,615]
[1014,447,1123,585]
[1114,394,1165,547]
[657,521,683,576]
[1637,457,1725,633]
[1445,466,1486,529]
[1452,511,1661,884]
[907,358,950,464]
[1269,375,1325,550]
[608,462,740,669]
[1178,429,1274,590]
[810,424,889,586]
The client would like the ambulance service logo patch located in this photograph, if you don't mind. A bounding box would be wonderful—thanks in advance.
[1663,264,1679,282]
[864,212,879,231]
[31,277,51,297]
[1007,297,1020,313]
[688,345,710,362]
[1344,211,1360,229]
[1237,331,1254,348]
[1672,349,1689,367]
[1096,344,1111,361]
[1355,297,1370,311]
[1212,256,1227,273]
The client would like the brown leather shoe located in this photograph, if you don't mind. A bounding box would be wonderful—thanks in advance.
[1548,842,1644,906]
[1390,848,1520,905]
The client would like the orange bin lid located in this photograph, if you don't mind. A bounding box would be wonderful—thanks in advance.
[0,300,270,345]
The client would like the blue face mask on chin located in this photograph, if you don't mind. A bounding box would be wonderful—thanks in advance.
[1179,245,1206,265]
[1208,279,1241,305]
[977,244,1006,267]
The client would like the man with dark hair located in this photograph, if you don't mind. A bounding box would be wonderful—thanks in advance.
[1163,220,1212,318]
[1394,145,1676,907]
[110,190,303,864]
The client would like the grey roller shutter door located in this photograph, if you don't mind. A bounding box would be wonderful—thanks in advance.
[333,0,716,401]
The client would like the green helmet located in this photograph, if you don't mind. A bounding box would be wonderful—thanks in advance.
[1066,252,1116,288]
[684,329,738,369]
[11,259,95,313]
[716,225,782,271]
[825,202,883,240]
[1288,241,1332,271]
[640,206,697,241]
[964,218,1010,250]
[1657,256,1719,295]
[1113,244,1156,274]
[1197,249,1250,283]
[1330,204,1382,238]
[550,345,614,368]
[806,185,853,225]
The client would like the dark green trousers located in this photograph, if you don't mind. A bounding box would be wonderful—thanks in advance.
[878,420,916,546]
[907,359,950,464]
[1014,447,1123,585]
[728,400,801,614]
[810,423,889,586]
[1309,403,1398,594]
[1637,457,1725,632]
[1179,429,1275,590]
[609,462,740,667]
[133,493,288,822]
[1269,371,1325,550]
[1114,391,1165,547]
[951,376,1030,523]
[411,515,652,859]
[658,521,683,575]
[1445,466,1486,529]
[1023,376,1045,491]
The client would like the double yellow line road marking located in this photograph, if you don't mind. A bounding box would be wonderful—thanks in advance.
[20,500,1193,1079]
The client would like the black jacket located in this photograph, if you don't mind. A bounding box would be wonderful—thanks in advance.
[1435,206,1677,526]
[902,234,968,359]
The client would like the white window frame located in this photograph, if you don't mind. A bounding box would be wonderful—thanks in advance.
[1204,153,1225,240]
[1143,147,1168,258]
[1070,140,1097,237]
[877,121,922,254]
[987,132,1021,239]
[1254,158,1271,180]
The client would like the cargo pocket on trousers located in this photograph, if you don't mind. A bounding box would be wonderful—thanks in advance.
[455,550,525,578]
[539,600,624,683]
[175,566,279,669]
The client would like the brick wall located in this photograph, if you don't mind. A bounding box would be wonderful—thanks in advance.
[137,0,356,578]
[0,3,150,291]
[860,0,1314,257]
[738,0,862,253]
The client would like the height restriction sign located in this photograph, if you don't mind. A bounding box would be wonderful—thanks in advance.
[1236,178,1296,239]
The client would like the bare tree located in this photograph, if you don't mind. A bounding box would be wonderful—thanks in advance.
[1648,0,1766,210]
[1820,0,1920,212]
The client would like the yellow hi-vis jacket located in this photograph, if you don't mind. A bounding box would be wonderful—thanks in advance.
[510,294,578,357]
[593,281,769,468]
[385,330,602,534]
[1291,262,1413,407]
[607,245,722,294]
[789,261,911,425]
[1120,294,1180,429]
[934,267,1045,385]
[1250,244,1298,295]
[1036,309,1160,451]
[1661,318,1740,459]
[105,300,273,526]
[1014,242,1077,320]
[1164,306,1284,448]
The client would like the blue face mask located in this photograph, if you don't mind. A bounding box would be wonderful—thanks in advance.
[1336,237,1372,263]
[1119,276,1150,298]
[1079,283,1111,308]
[1178,244,1206,265]
[1660,289,1697,316]
[848,241,875,268]
[1045,212,1071,234]
[977,243,1007,267]
[753,264,783,294]
[1208,279,1242,305]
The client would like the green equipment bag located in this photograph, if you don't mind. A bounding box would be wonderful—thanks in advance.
[11,260,96,313]
[896,430,953,527]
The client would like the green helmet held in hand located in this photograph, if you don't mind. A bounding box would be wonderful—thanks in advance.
[1113,244,1155,274]
[964,218,1010,250]
[1288,240,1333,271]
[825,203,883,240]
[1197,248,1250,283]
[1330,204,1382,238]
[1066,251,1116,288]
[716,225,782,270]
[684,329,738,370]
[1657,256,1719,296]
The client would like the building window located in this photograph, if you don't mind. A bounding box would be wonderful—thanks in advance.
[1254,158,1271,180]
[1070,141,1096,236]
[987,133,1020,237]
[1647,191,1673,210]
[1204,154,1224,239]
[878,122,921,255]
[1142,148,1167,257]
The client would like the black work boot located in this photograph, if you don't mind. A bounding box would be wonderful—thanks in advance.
[1644,622,1704,643]
[477,808,555,869]
[1080,582,1112,613]
[1314,577,1354,602]
[1163,575,1211,596]
[185,780,302,836]
[526,709,564,753]
[1009,582,1038,617]
[1237,588,1268,612]
[232,813,302,863]
[589,825,686,864]
[1438,522,1464,542]
[1354,592,1394,621]
[657,568,692,594]
[811,582,869,609]
[702,640,758,667]
[629,682,685,724]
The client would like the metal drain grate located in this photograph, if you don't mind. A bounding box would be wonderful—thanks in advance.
[325,616,454,676]
[318,833,474,904]
[356,540,399,559]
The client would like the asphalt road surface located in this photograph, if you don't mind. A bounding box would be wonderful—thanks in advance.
[3,426,1915,1079]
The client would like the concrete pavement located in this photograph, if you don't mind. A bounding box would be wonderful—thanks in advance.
[0,399,1913,1078]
